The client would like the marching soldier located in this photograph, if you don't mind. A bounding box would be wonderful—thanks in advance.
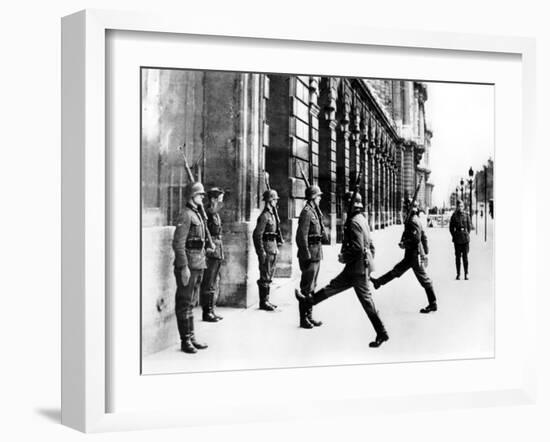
[252,189,282,311]
[296,192,389,348]
[295,185,325,328]
[200,187,225,322]
[172,182,210,354]
[370,198,438,314]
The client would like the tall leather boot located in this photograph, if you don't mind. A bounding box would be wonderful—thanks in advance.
[180,316,197,354]
[259,285,276,311]
[202,298,219,322]
[211,299,223,321]
[464,256,469,280]
[295,289,313,329]
[306,298,322,327]
[455,256,461,279]
[420,285,438,314]
[189,317,208,350]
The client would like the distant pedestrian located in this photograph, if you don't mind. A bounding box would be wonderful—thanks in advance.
[296,192,388,348]
[449,200,472,280]
[370,198,438,314]
[252,189,282,311]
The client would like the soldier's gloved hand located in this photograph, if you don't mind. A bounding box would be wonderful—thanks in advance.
[180,266,191,286]
[338,253,345,264]
[206,246,215,256]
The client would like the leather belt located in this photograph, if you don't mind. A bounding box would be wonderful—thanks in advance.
[186,239,204,250]
[262,232,278,241]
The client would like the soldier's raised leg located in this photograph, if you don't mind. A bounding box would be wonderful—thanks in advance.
[370,257,411,290]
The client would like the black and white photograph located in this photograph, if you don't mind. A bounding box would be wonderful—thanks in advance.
[140,69,494,374]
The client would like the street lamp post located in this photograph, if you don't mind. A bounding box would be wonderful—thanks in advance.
[468,167,474,226]
[460,178,464,202]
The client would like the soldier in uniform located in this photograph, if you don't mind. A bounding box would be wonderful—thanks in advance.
[370,198,438,314]
[172,182,210,354]
[200,187,225,322]
[252,189,282,311]
[295,185,325,328]
[296,192,389,348]
[449,200,472,280]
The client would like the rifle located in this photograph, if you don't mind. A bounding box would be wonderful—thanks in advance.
[178,145,215,251]
[297,163,327,241]
[264,171,284,245]
[346,161,364,226]
[404,175,424,223]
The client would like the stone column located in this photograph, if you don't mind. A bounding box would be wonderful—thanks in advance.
[396,142,404,223]
[375,152,381,230]
[367,144,375,230]
[336,88,351,242]
[384,153,391,227]
[391,164,396,224]
[309,76,321,182]
[359,110,368,208]
[392,80,403,126]
[318,77,337,244]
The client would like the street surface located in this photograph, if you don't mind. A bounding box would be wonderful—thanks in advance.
[143,220,494,375]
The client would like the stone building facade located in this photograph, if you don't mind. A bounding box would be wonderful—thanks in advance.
[141,69,433,355]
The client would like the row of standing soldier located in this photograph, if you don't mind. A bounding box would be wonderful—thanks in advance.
[172,176,438,353]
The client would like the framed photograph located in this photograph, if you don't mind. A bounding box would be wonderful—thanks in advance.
[61,9,537,432]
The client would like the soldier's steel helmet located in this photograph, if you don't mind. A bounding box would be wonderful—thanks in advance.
[305,185,323,200]
[207,187,225,199]
[262,189,280,202]
[345,191,364,208]
[185,182,206,199]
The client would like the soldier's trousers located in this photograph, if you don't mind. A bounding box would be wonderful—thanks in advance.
[257,253,278,288]
[174,267,204,339]
[454,243,469,275]
[376,250,437,305]
[311,268,386,336]
[200,258,222,307]
[299,259,320,296]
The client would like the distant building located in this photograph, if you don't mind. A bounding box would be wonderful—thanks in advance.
[141,70,432,354]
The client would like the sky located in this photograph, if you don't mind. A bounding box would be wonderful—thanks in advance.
[424,82,494,207]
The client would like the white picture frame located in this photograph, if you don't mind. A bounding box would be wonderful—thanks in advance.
[61,9,537,433]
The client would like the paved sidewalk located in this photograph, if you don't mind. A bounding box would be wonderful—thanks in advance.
[143,221,494,375]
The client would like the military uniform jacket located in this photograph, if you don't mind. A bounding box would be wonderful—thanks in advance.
[296,201,324,262]
[253,207,279,256]
[401,213,429,255]
[172,203,207,270]
[205,207,224,260]
[450,211,472,244]
[340,211,375,275]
